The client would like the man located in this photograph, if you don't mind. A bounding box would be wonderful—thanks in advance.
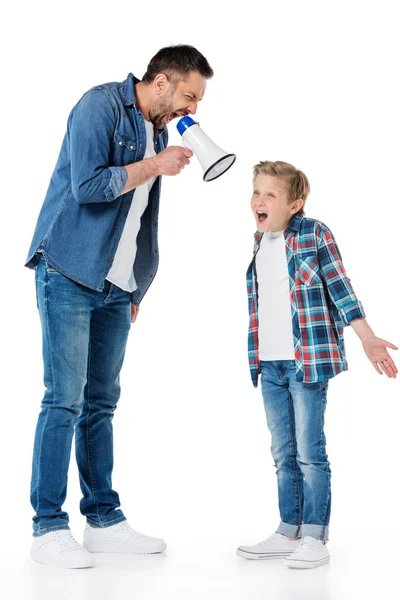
[25,44,213,569]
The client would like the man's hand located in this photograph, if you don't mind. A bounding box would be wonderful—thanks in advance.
[131,304,140,324]
[153,146,193,176]
[362,336,398,378]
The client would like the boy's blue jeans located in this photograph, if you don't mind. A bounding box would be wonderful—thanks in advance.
[31,255,131,536]
[260,360,331,542]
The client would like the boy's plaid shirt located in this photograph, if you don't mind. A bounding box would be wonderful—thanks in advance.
[247,215,366,386]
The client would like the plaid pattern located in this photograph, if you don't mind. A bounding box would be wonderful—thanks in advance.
[247,215,366,386]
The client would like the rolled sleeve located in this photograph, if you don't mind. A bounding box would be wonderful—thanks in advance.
[69,89,122,204]
[317,224,366,327]
[107,166,128,200]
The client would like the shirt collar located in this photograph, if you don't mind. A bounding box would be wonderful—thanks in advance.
[253,214,303,245]
[123,72,167,138]
[123,73,140,107]
[286,214,303,232]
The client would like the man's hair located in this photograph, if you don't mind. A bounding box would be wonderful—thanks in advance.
[253,161,310,217]
[142,44,214,85]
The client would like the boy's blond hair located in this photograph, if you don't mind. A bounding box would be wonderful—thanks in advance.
[253,161,310,217]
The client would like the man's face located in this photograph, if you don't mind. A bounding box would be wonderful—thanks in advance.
[148,70,207,129]
[251,174,301,233]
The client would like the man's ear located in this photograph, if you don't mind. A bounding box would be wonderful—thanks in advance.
[153,73,170,97]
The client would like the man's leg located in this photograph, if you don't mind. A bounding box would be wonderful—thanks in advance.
[31,256,93,537]
[75,283,131,527]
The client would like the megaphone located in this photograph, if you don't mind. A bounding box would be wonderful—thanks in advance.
[176,116,236,182]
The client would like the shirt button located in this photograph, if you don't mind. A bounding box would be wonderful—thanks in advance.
[129,145,134,150]
[149,274,153,278]
[109,256,114,261]
[118,141,123,146]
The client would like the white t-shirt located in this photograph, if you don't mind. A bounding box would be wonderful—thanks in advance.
[106,119,157,292]
[256,230,295,361]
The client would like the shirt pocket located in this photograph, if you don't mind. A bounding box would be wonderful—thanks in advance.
[114,131,137,153]
[296,254,323,286]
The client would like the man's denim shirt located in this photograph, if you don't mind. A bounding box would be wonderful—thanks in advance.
[25,73,169,305]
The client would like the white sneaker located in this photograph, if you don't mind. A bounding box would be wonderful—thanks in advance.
[285,536,330,569]
[83,521,167,554]
[237,533,301,560]
[30,530,95,569]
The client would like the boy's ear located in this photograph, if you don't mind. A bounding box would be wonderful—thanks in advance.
[291,198,304,214]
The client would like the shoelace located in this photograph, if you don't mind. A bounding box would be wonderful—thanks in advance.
[119,523,143,537]
[53,531,81,550]
[259,534,283,545]
[292,538,317,555]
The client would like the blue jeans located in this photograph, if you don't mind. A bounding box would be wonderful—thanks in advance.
[260,360,331,541]
[31,255,132,536]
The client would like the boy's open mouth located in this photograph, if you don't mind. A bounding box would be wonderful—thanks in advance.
[256,210,268,223]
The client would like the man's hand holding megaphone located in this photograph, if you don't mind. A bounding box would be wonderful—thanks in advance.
[153,146,193,177]
[122,146,193,194]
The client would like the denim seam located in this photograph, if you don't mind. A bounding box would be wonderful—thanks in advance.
[85,322,103,524]
[286,389,302,529]
[319,384,330,532]
[102,283,114,305]
[35,272,53,519]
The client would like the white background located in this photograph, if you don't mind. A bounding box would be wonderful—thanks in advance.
[1,1,399,598]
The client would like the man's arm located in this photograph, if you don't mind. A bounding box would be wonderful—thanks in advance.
[69,89,193,203]
[69,89,128,204]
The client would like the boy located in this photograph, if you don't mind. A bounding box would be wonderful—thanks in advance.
[237,161,397,569]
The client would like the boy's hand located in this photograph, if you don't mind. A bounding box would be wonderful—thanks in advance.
[362,336,398,378]
[131,304,140,323]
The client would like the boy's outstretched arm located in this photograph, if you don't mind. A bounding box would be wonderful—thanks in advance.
[316,224,398,379]
[350,318,398,378]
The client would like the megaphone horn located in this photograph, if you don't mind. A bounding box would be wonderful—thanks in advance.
[176,117,236,182]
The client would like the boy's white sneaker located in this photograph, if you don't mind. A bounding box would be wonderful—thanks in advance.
[82,521,167,554]
[30,530,95,569]
[237,533,301,560]
[285,535,330,569]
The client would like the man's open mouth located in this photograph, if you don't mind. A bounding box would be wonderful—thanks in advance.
[256,210,268,223]
[165,111,188,123]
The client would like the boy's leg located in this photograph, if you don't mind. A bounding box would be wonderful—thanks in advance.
[287,362,331,542]
[74,284,131,528]
[261,361,303,538]
[31,256,93,537]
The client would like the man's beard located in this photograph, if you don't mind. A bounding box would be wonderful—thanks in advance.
[148,89,175,130]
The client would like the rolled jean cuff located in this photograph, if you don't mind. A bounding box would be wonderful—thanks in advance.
[86,514,126,529]
[301,524,329,542]
[276,521,301,538]
[33,525,70,538]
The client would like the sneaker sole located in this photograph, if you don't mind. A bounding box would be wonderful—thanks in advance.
[83,543,167,554]
[30,550,94,569]
[237,548,292,560]
[285,556,330,569]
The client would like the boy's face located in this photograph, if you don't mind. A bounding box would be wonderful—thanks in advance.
[251,174,302,232]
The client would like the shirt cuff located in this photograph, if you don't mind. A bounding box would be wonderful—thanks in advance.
[340,301,366,326]
[106,166,128,201]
